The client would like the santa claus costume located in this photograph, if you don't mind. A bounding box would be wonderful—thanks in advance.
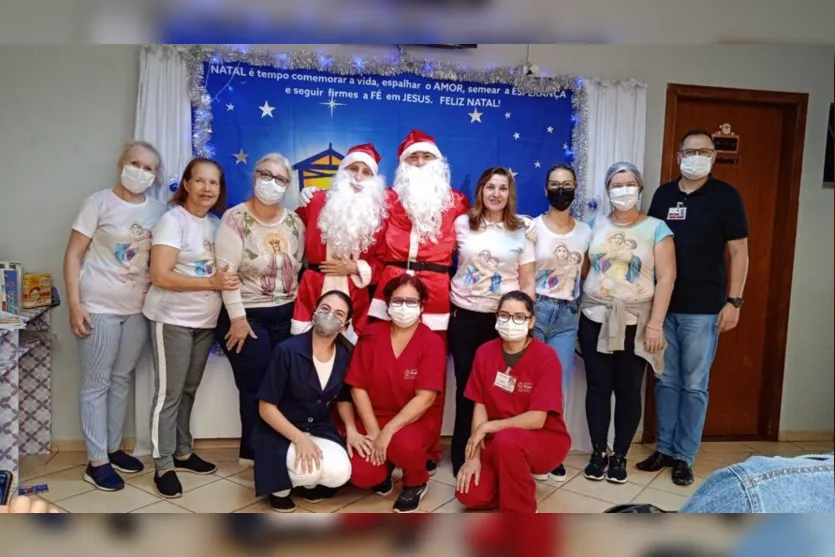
[291,143,388,343]
[367,129,469,333]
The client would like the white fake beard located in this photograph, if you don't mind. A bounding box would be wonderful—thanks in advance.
[318,171,388,259]
[393,158,454,243]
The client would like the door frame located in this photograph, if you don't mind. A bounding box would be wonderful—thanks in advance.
[642,83,808,442]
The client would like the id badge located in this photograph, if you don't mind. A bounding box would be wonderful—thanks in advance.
[493,371,517,393]
[667,202,687,221]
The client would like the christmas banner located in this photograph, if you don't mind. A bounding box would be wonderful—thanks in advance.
[190,50,584,218]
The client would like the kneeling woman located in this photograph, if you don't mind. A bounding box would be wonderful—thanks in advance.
[455,291,571,513]
[254,291,354,513]
[338,275,446,513]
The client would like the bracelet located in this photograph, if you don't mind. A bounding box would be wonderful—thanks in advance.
[646,323,663,331]
[230,316,247,323]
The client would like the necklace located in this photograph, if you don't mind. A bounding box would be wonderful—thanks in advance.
[611,212,642,227]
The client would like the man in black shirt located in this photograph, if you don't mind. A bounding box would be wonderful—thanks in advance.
[638,130,749,486]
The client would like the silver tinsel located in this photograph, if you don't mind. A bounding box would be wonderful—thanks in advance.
[155,44,590,219]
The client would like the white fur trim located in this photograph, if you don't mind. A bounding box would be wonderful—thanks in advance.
[400,141,441,162]
[291,319,313,336]
[339,152,378,175]
[368,298,391,321]
[350,259,373,289]
[420,312,450,331]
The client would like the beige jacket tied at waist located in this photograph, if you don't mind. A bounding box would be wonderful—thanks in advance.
[580,292,665,376]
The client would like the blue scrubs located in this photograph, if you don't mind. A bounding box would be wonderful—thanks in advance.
[253,331,350,496]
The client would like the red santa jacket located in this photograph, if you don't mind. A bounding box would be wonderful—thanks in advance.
[368,188,469,331]
[291,190,386,341]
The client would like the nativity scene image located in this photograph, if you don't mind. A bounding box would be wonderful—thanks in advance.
[293,143,344,192]
[535,243,584,299]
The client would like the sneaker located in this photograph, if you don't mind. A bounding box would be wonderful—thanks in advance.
[174,453,217,475]
[108,450,144,474]
[532,473,549,482]
[583,449,609,481]
[426,460,437,477]
[606,453,628,484]
[300,486,324,503]
[636,451,675,472]
[269,493,296,513]
[238,458,254,469]
[154,470,183,498]
[372,473,394,497]
[671,459,695,486]
[393,483,428,513]
[83,462,125,491]
[548,464,568,483]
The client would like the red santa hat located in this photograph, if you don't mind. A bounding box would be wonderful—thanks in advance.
[397,129,442,162]
[338,143,381,176]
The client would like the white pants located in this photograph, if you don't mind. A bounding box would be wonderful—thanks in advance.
[279,435,351,495]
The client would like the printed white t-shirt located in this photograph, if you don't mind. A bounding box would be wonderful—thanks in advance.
[533,216,592,302]
[450,215,535,313]
[72,189,167,315]
[142,205,222,329]
[582,216,673,325]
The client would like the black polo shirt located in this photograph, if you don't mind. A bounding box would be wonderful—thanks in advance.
[648,175,748,315]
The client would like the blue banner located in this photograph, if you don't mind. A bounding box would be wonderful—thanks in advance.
[199,60,577,217]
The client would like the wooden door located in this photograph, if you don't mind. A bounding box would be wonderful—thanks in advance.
[643,84,808,440]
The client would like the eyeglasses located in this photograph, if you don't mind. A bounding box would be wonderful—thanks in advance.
[390,298,420,308]
[547,181,576,191]
[679,148,714,158]
[317,305,347,321]
[496,312,531,325]
[255,169,291,186]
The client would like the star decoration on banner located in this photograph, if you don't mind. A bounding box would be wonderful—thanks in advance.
[259,101,275,118]
[534,161,541,168]
[226,103,235,111]
[233,149,248,164]
[505,112,511,119]
[547,126,554,133]
[321,94,346,119]
[562,143,569,150]
[468,108,483,123]
[508,168,518,178]
[513,132,520,140]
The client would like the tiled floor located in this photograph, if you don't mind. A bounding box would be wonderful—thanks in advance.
[18,440,831,513]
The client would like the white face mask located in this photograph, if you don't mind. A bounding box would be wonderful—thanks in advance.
[680,155,713,180]
[495,320,530,342]
[389,304,421,328]
[609,185,641,211]
[254,178,286,205]
[121,165,156,194]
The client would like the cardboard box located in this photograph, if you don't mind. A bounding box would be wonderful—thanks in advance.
[22,273,52,309]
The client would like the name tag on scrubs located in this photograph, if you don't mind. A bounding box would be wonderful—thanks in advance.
[494,370,517,393]
[667,203,687,220]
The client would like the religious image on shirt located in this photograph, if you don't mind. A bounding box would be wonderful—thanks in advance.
[463,249,503,295]
[261,232,295,297]
[194,239,217,277]
[114,223,153,283]
[535,242,584,299]
[590,232,643,296]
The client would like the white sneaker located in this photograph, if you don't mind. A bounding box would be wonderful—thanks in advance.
[238,458,254,468]
[532,473,548,482]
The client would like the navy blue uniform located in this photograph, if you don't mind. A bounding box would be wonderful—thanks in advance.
[253,331,350,496]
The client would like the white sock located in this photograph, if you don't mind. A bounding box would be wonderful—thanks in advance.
[273,489,291,498]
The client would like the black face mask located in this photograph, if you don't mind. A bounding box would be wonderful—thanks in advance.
[547,188,575,211]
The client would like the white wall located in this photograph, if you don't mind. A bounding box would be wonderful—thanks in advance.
[0,44,831,444]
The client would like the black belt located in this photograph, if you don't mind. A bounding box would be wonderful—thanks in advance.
[386,260,451,274]
[306,264,323,273]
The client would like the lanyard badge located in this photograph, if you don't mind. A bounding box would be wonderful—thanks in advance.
[493,367,517,393]
[667,201,687,220]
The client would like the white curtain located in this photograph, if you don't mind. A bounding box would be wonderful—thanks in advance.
[565,78,648,454]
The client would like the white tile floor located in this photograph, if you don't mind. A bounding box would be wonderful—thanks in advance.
[18,440,829,513]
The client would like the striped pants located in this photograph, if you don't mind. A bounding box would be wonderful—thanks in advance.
[78,313,148,462]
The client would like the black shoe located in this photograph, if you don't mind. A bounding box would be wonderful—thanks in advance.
[636,451,675,472]
[300,486,324,503]
[671,459,695,486]
[583,448,609,481]
[83,462,125,491]
[426,460,437,477]
[269,493,296,513]
[393,483,427,513]
[108,450,144,474]
[548,464,567,483]
[606,453,628,484]
[174,453,217,475]
[154,471,183,498]
[372,473,394,496]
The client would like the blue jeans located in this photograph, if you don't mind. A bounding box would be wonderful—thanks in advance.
[680,454,834,513]
[655,313,719,465]
[533,296,580,407]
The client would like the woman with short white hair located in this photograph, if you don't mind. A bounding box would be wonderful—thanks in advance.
[214,153,306,467]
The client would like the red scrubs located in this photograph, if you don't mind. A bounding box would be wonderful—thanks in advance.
[455,338,571,513]
[344,321,446,488]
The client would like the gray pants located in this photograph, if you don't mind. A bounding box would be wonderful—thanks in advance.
[78,313,149,462]
[148,321,214,470]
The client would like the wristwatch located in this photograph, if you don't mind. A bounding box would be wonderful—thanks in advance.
[727,297,744,308]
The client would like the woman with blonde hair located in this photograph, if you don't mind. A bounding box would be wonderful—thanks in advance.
[64,140,167,491]
[214,153,306,467]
